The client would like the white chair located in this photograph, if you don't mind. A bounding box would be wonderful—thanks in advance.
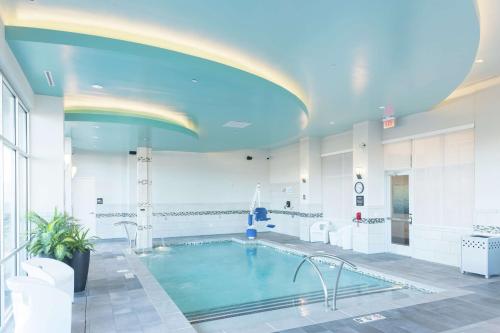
[309,220,332,243]
[7,276,72,333]
[21,258,74,302]
[329,224,353,249]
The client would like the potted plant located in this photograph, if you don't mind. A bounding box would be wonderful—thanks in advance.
[65,224,95,292]
[27,209,95,292]
[26,210,76,262]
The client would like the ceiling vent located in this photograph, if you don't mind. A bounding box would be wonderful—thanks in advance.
[44,70,55,87]
[223,121,252,128]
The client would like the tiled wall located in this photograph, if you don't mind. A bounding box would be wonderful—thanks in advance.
[412,224,472,267]
[96,202,322,239]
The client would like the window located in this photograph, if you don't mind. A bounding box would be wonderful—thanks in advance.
[2,84,15,143]
[0,74,30,328]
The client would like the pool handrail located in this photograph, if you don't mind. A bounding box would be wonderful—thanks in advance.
[292,254,357,311]
[113,220,137,250]
[293,256,329,309]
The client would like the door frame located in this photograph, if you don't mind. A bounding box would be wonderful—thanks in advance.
[385,170,414,257]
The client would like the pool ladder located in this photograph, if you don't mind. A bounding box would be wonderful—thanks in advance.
[293,254,356,311]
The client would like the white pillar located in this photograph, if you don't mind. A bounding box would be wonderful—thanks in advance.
[297,137,322,241]
[64,137,73,214]
[299,137,322,213]
[352,121,386,253]
[136,147,153,250]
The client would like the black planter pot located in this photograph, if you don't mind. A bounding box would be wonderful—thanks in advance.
[69,250,90,292]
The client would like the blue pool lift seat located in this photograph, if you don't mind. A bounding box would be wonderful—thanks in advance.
[254,207,271,221]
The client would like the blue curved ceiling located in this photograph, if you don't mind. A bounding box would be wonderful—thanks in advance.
[1,0,479,152]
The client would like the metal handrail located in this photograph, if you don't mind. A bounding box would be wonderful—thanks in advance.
[114,221,137,250]
[293,257,329,309]
[293,254,356,311]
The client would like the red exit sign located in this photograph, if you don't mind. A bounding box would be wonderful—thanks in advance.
[383,117,396,129]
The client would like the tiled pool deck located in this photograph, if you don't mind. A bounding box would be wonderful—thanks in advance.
[73,232,500,333]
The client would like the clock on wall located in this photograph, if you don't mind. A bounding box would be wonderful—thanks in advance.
[354,182,364,194]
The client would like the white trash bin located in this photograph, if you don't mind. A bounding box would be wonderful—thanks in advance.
[310,221,332,243]
[329,225,353,250]
[7,276,72,333]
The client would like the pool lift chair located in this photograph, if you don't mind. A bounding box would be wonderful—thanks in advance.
[246,183,274,239]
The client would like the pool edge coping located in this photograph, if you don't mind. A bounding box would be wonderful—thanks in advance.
[124,248,198,333]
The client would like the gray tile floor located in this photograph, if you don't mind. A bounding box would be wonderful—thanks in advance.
[74,233,500,333]
[72,241,164,333]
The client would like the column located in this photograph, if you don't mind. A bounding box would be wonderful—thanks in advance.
[352,121,386,253]
[136,147,153,250]
[64,137,73,214]
[298,137,322,240]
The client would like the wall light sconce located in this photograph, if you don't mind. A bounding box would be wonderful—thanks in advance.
[71,166,78,179]
[64,154,71,167]
[355,167,364,180]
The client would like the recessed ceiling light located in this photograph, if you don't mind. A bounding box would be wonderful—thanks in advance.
[475,59,484,64]
[91,84,103,89]
[191,79,198,83]
[329,121,335,125]
[378,106,385,110]
[223,121,252,128]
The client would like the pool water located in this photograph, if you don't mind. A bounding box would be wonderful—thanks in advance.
[141,241,398,322]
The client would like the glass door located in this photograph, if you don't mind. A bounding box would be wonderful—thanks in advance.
[389,174,412,255]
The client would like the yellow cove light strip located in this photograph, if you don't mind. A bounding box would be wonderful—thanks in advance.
[64,95,197,133]
[6,7,308,109]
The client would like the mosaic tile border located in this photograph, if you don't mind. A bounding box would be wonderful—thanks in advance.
[269,210,323,218]
[96,212,137,218]
[473,225,500,235]
[351,217,385,224]
[97,210,323,219]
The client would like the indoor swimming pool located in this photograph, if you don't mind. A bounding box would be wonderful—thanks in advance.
[141,240,407,323]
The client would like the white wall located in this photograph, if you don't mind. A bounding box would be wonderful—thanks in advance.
[322,152,352,227]
[474,85,500,225]
[321,131,353,155]
[382,98,474,143]
[73,152,134,210]
[30,95,65,216]
[152,151,269,204]
[0,17,34,109]
[410,129,475,266]
[73,150,270,238]
[152,150,270,237]
[268,143,301,236]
